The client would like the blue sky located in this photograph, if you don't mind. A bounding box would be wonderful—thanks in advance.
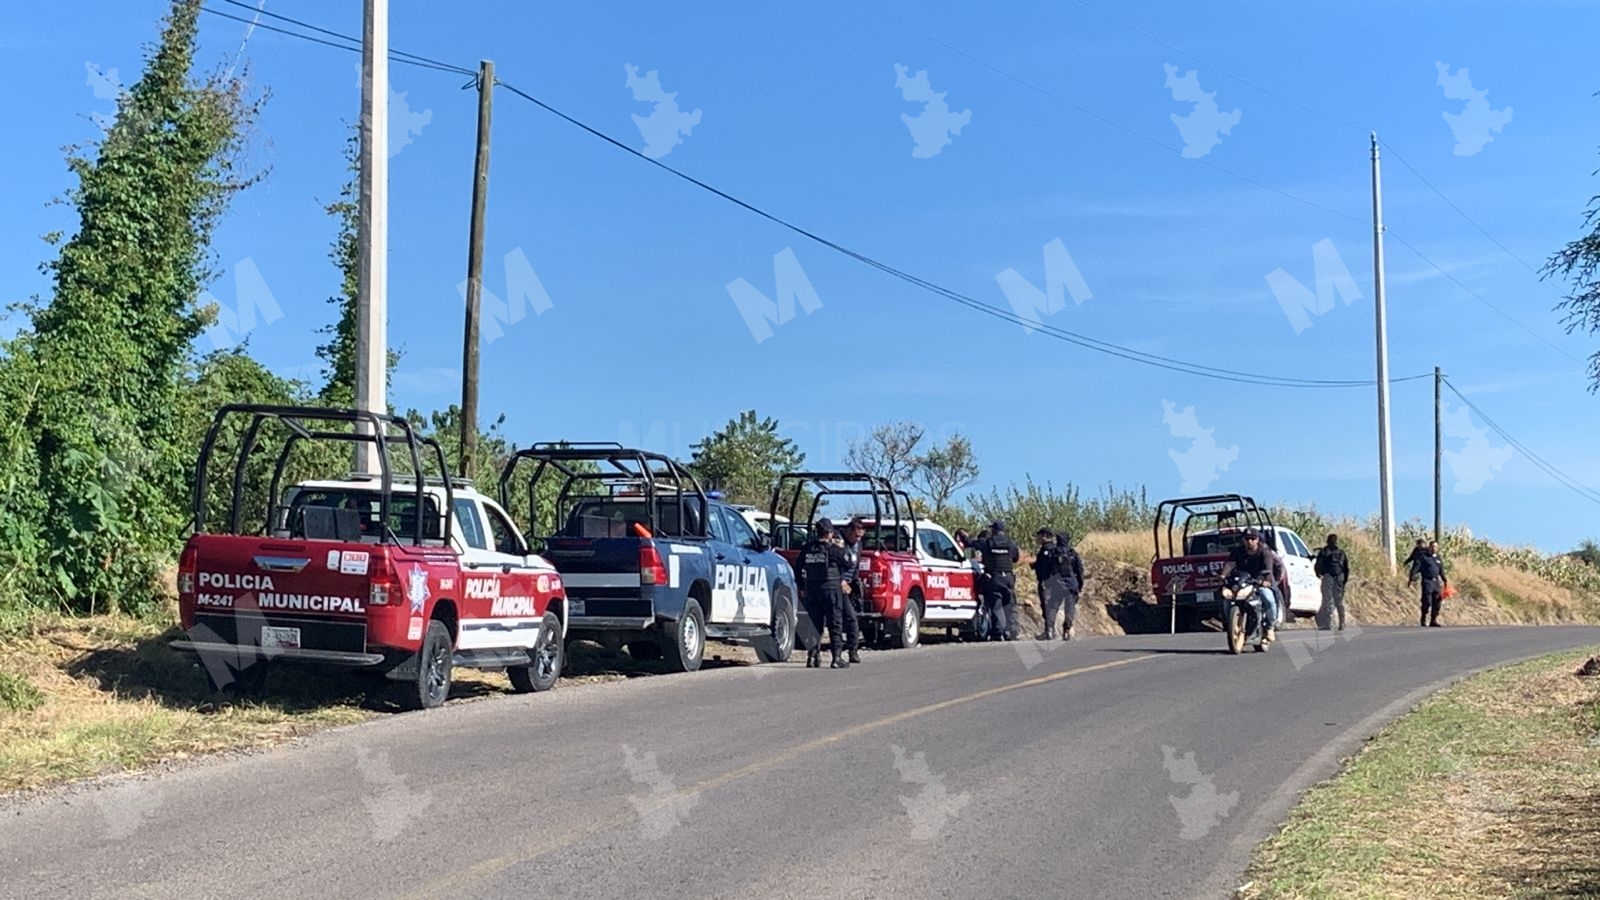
[3,1,1597,552]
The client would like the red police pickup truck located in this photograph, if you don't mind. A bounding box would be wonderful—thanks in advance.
[172,405,567,709]
[768,472,930,649]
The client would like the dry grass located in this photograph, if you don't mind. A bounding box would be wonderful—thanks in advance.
[1241,649,1600,899]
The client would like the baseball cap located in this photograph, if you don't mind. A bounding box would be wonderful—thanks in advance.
[815,517,835,535]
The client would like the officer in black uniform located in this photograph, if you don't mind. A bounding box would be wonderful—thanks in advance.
[1053,529,1086,640]
[1408,540,1449,627]
[973,520,1021,641]
[797,518,854,668]
[838,517,867,663]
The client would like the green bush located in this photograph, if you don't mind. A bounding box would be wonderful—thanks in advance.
[0,671,45,713]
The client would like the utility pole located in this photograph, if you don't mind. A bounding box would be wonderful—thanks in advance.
[1434,366,1443,543]
[1371,133,1397,574]
[355,0,389,473]
[460,59,494,480]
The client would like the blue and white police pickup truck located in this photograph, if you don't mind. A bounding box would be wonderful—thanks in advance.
[499,444,798,672]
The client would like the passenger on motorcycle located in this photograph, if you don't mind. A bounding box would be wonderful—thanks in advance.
[1220,528,1279,645]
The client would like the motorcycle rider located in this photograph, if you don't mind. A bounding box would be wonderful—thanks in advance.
[797,518,855,668]
[1219,528,1279,646]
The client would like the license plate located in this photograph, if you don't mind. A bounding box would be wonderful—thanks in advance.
[260,626,301,649]
[568,599,586,617]
[1195,591,1215,603]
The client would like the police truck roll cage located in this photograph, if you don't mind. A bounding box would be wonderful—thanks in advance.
[498,442,711,540]
[769,472,916,551]
[190,404,454,546]
[1152,494,1274,560]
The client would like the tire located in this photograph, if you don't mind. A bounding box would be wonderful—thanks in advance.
[1226,605,1246,655]
[754,590,796,664]
[661,600,706,673]
[628,640,663,661]
[509,611,563,693]
[892,598,922,649]
[400,620,454,710]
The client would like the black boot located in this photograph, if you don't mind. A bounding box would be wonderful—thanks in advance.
[848,644,861,664]
[806,647,820,668]
[830,652,849,669]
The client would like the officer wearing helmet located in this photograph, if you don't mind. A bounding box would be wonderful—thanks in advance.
[796,518,855,668]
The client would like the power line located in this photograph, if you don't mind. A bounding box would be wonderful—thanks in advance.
[199,5,472,76]
[1441,378,1600,507]
[197,3,1431,389]
[939,0,1571,357]
[494,78,1426,389]
[215,0,473,74]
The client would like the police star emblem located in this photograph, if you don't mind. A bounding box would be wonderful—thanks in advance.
[406,565,430,614]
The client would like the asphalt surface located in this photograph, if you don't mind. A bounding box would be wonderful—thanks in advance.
[3,624,1597,899]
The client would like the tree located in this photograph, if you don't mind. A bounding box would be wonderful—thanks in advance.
[1543,163,1600,391]
[17,0,261,613]
[316,134,360,407]
[912,434,980,515]
[688,410,805,507]
[844,421,925,487]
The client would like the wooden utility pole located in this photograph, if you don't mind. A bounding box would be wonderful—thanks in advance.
[355,0,389,473]
[460,59,494,479]
[1434,366,1443,543]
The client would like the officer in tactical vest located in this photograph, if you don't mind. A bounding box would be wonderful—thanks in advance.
[974,521,1020,641]
[838,517,867,663]
[1033,528,1086,641]
[797,518,855,668]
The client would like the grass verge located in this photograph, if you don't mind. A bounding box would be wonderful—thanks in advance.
[1240,647,1600,899]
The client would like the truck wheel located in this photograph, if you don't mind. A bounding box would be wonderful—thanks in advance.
[400,620,454,710]
[509,611,563,693]
[628,641,663,661]
[892,599,922,649]
[754,590,796,663]
[661,600,706,673]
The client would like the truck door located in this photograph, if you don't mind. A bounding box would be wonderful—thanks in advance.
[917,527,976,622]
[718,507,774,626]
[1278,529,1319,614]
[705,506,743,624]
[455,497,544,650]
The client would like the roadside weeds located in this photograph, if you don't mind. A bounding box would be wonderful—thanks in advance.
[1240,648,1600,899]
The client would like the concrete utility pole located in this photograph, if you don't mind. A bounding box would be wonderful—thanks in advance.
[1371,133,1397,573]
[355,0,389,473]
[1434,366,1443,543]
[460,59,494,480]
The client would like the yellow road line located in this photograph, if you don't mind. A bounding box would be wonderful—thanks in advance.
[401,652,1159,899]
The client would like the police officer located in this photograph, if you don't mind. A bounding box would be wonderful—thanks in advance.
[797,518,855,668]
[838,517,867,664]
[973,521,1021,641]
[1408,540,1449,627]
[1053,529,1085,640]
[1032,529,1066,640]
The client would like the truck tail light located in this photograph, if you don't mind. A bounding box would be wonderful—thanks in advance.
[370,558,394,606]
[639,544,668,586]
[178,544,198,596]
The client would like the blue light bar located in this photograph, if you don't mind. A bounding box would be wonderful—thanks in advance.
[706,491,724,500]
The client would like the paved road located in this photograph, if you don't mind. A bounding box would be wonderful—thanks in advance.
[3,625,1597,899]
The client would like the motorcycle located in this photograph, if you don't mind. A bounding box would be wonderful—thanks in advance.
[1220,571,1269,654]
